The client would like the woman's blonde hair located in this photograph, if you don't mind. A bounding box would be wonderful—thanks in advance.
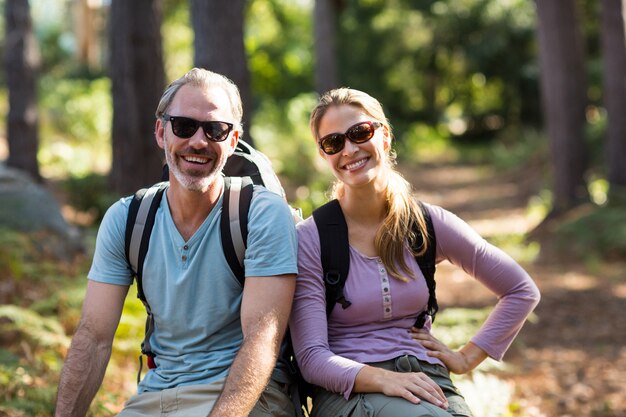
[310,88,429,281]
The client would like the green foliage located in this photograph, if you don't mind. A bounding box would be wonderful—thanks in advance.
[433,307,490,350]
[247,0,314,100]
[0,229,33,282]
[584,106,608,173]
[338,0,539,145]
[162,0,193,81]
[0,88,6,135]
[0,225,140,416]
[110,283,145,357]
[0,305,70,354]
[487,233,540,265]
[38,77,112,178]
[487,128,548,170]
[554,204,626,261]
[396,122,454,163]
[59,173,119,223]
[449,128,549,171]
[0,306,69,417]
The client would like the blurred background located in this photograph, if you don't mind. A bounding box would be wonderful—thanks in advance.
[0,0,624,416]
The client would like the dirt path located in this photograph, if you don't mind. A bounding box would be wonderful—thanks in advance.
[399,160,626,417]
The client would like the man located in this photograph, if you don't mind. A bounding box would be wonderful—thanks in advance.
[55,68,298,417]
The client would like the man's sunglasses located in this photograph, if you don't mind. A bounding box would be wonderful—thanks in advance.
[163,114,234,142]
[318,121,382,155]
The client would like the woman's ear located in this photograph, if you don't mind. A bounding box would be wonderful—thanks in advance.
[382,125,391,151]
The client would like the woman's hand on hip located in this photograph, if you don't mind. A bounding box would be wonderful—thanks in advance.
[410,328,487,374]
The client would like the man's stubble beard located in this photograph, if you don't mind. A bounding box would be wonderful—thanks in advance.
[163,134,229,193]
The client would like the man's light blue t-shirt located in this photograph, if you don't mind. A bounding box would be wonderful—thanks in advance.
[88,185,298,393]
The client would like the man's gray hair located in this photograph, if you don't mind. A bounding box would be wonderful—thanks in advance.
[155,68,244,133]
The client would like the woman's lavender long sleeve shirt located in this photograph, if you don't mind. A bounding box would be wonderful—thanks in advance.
[289,203,540,399]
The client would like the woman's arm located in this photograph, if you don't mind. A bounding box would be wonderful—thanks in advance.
[420,205,541,363]
[289,220,365,399]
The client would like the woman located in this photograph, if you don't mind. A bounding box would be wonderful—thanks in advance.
[289,88,541,417]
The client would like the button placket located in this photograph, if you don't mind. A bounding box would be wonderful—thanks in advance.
[181,243,190,265]
[378,259,393,319]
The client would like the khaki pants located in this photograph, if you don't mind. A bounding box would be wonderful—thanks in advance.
[311,356,473,417]
[117,378,295,417]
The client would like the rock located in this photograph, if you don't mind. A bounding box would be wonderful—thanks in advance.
[0,164,84,260]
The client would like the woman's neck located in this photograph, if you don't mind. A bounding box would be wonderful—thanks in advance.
[339,182,387,226]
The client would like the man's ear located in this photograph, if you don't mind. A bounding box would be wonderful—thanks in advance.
[228,130,240,156]
[155,118,165,149]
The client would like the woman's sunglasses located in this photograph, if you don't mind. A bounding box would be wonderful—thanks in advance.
[318,121,382,155]
[163,114,234,142]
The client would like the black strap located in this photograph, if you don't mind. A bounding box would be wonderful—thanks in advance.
[124,182,168,375]
[313,199,438,327]
[413,202,438,328]
[312,200,351,317]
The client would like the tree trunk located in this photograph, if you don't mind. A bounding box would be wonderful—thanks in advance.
[600,0,626,201]
[314,0,340,94]
[75,0,102,68]
[534,0,589,212]
[108,0,166,195]
[4,0,41,181]
[189,0,254,146]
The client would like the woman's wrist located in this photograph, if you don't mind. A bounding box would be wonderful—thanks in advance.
[354,365,388,393]
[458,342,488,373]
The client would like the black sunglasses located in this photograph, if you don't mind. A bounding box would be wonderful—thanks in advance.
[318,121,382,155]
[162,114,234,142]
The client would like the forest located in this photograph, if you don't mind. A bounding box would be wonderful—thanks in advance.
[0,0,625,416]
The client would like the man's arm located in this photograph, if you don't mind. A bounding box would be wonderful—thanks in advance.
[209,273,296,417]
[55,280,129,417]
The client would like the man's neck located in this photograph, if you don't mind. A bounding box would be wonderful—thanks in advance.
[166,177,224,241]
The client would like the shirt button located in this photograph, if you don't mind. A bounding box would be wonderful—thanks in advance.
[182,255,187,261]
[385,308,391,312]
[183,245,189,250]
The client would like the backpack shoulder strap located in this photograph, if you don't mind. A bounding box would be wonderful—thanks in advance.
[124,181,169,302]
[312,199,352,317]
[413,201,439,328]
[124,182,168,376]
[221,176,254,286]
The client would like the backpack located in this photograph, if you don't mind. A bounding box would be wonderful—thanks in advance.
[123,140,293,381]
[292,199,439,416]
